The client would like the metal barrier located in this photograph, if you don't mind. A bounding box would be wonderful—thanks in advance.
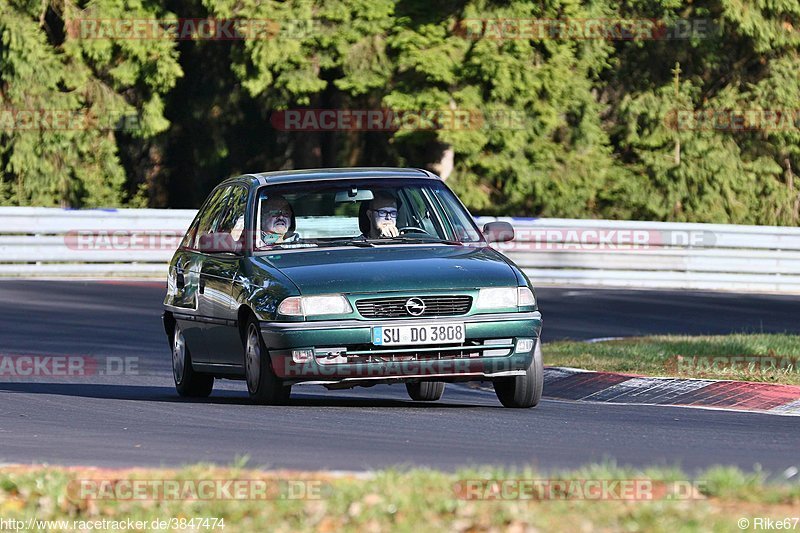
[0,207,195,277]
[476,217,800,292]
[1,207,799,292]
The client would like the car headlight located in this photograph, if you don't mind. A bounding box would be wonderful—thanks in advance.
[278,294,353,316]
[476,287,536,309]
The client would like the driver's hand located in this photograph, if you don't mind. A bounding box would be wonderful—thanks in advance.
[379,224,400,238]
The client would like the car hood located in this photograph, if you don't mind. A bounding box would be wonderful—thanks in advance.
[253,245,518,295]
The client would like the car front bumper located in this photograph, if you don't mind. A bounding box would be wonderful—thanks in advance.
[260,311,542,385]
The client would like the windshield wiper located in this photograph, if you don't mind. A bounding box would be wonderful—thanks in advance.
[373,236,463,246]
[260,242,318,250]
[306,237,375,248]
[271,236,463,248]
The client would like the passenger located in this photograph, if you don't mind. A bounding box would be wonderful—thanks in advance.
[261,195,300,245]
[361,191,400,238]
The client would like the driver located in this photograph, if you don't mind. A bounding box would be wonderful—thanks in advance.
[261,195,300,245]
[365,192,400,238]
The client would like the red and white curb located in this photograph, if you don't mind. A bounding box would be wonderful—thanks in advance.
[544,367,800,416]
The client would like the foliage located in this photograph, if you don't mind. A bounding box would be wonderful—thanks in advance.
[0,0,798,225]
[0,0,181,206]
[1,463,798,532]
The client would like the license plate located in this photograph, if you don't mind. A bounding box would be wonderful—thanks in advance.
[372,323,465,346]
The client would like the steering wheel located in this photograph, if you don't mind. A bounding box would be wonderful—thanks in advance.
[398,226,430,235]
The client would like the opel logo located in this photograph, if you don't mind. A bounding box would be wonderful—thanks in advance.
[405,297,426,316]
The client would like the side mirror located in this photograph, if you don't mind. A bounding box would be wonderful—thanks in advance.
[483,221,515,243]
[198,233,241,254]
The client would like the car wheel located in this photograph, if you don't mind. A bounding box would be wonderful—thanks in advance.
[172,324,214,397]
[244,316,291,405]
[493,339,543,408]
[405,381,445,401]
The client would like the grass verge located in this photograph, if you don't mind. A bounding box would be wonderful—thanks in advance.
[545,334,800,385]
[1,463,798,532]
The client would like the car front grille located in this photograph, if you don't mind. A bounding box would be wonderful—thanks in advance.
[356,295,472,318]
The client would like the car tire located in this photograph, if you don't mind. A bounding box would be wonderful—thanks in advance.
[244,316,291,405]
[493,339,543,408]
[172,324,214,398]
[406,381,445,401]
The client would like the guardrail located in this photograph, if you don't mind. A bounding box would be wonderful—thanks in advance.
[2,207,799,292]
[0,207,195,277]
[477,217,800,292]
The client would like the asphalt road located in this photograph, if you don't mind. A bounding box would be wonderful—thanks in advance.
[1,280,799,475]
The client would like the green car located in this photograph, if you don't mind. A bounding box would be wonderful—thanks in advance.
[163,168,543,408]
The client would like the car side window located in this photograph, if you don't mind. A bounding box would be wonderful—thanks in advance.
[180,218,199,249]
[400,187,443,236]
[190,186,233,249]
[181,188,225,250]
[214,185,249,243]
[431,187,482,242]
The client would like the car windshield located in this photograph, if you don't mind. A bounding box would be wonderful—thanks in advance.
[253,178,483,250]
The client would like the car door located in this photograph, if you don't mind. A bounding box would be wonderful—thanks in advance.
[172,186,230,363]
[196,184,249,366]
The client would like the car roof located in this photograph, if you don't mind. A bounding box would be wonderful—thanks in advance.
[220,167,439,187]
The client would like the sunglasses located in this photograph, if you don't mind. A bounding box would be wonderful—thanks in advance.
[266,209,292,218]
